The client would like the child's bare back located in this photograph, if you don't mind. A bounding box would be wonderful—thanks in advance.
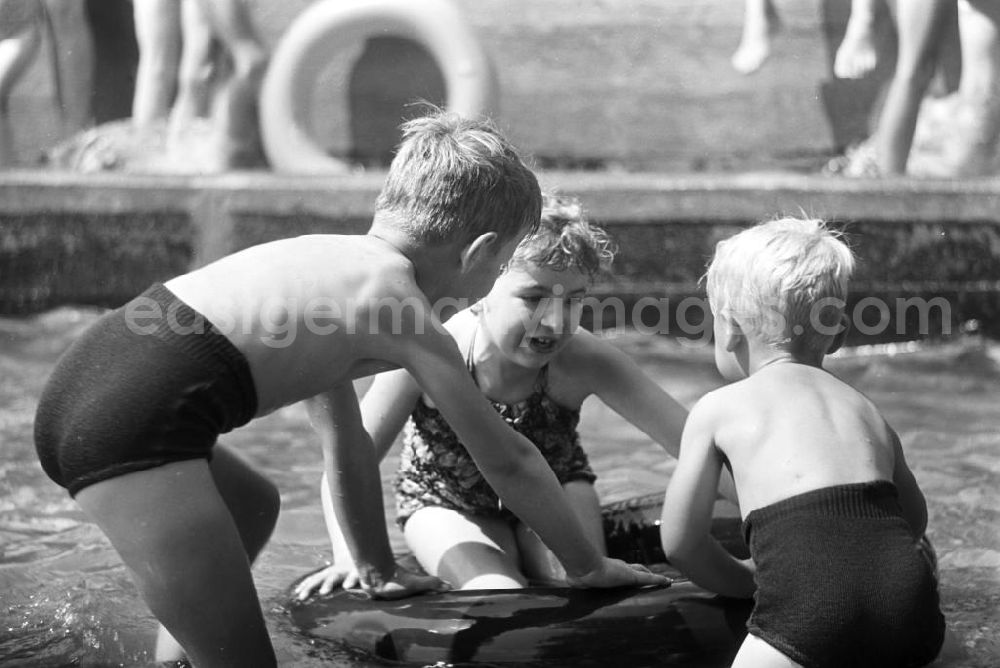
[661,217,944,668]
[703,361,898,515]
[165,233,426,414]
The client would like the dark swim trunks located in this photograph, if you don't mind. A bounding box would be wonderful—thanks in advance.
[742,481,945,668]
[394,323,595,526]
[34,284,258,496]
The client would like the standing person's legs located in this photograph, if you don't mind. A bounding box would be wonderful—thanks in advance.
[194,0,267,167]
[75,457,279,668]
[873,0,957,174]
[169,0,216,142]
[0,1,42,165]
[42,0,93,135]
[131,0,181,127]
[952,0,1000,173]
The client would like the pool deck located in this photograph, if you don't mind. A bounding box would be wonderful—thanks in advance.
[2,170,999,338]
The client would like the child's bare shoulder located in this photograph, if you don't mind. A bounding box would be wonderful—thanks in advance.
[689,381,758,430]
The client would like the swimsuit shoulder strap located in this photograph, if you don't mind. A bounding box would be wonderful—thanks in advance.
[535,364,550,394]
[465,316,480,383]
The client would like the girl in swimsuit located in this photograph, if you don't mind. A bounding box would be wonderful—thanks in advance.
[297,194,716,594]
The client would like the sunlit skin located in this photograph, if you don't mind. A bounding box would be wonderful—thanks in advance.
[661,217,935,666]
[475,264,590,390]
[296,258,709,596]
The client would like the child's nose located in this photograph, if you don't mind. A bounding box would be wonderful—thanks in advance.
[538,299,566,329]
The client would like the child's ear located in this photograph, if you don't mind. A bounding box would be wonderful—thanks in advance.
[827,312,851,354]
[459,232,499,271]
[721,316,744,352]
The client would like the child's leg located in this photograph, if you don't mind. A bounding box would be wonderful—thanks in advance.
[874,0,957,174]
[155,445,280,662]
[732,0,780,74]
[834,0,879,79]
[193,0,267,167]
[42,0,93,135]
[403,506,526,589]
[131,0,181,127]
[75,458,278,668]
[516,480,606,584]
[731,633,803,668]
[0,8,41,166]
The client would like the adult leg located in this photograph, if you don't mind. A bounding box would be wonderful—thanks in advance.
[194,0,267,167]
[952,0,1000,173]
[404,506,526,589]
[516,480,606,584]
[731,633,803,668]
[0,5,42,165]
[131,0,181,127]
[169,0,216,129]
[834,0,880,79]
[873,0,957,174]
[75,459,278,668]
[155,445,281,662]
[732,0,780,75]
[42,0,93,135]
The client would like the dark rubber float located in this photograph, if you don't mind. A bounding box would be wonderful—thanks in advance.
[286,493,754,665]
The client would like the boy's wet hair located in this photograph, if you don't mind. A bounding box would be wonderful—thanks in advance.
[507,194,617,280]
[375,110,542,247]
[706,217,855,354]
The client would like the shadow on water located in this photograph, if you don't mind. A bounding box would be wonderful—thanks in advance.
[1,309,998,666]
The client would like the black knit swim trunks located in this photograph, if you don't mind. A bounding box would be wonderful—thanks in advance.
[34,284,258,496]
[742,480,944,668]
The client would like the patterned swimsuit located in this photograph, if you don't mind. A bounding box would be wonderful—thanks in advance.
[394,328,596,526]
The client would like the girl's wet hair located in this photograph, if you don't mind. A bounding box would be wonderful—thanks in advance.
[508,194,616,279]
[375,110,542,247]
[706,216,855,354]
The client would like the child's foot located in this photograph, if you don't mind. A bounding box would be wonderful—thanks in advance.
[731,37,771,74]
[731,0,780,74]
[834,17,877,79]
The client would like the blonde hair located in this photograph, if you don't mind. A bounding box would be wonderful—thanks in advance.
[706,217,855,353]
[507,194,616,279]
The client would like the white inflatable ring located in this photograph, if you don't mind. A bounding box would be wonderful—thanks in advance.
[260,0,498,174]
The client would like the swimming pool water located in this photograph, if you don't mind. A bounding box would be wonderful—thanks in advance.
[1,309,997,667]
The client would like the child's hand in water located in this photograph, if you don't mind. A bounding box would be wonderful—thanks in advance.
[361,565,452,600]
[295,561,450,601]
[294,561,359,600]
[565,557,670,589]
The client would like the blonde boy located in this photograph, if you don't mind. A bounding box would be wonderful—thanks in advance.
[660,218,944,667]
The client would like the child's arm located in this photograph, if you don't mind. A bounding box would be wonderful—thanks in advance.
[361,368,424,459]
[400,330,667,589]
[889,427,928,538]
[580,335,739,505]
[659,395,755,598]
[296,370,424,600]
[304,383,445,599]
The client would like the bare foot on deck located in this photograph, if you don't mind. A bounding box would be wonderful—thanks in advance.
[732,0,780,74]
[834,1,878,79]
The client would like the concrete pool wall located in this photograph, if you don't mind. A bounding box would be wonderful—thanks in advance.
[2,170,999,340]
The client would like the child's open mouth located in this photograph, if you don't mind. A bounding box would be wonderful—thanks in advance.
[527,336,558,354]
